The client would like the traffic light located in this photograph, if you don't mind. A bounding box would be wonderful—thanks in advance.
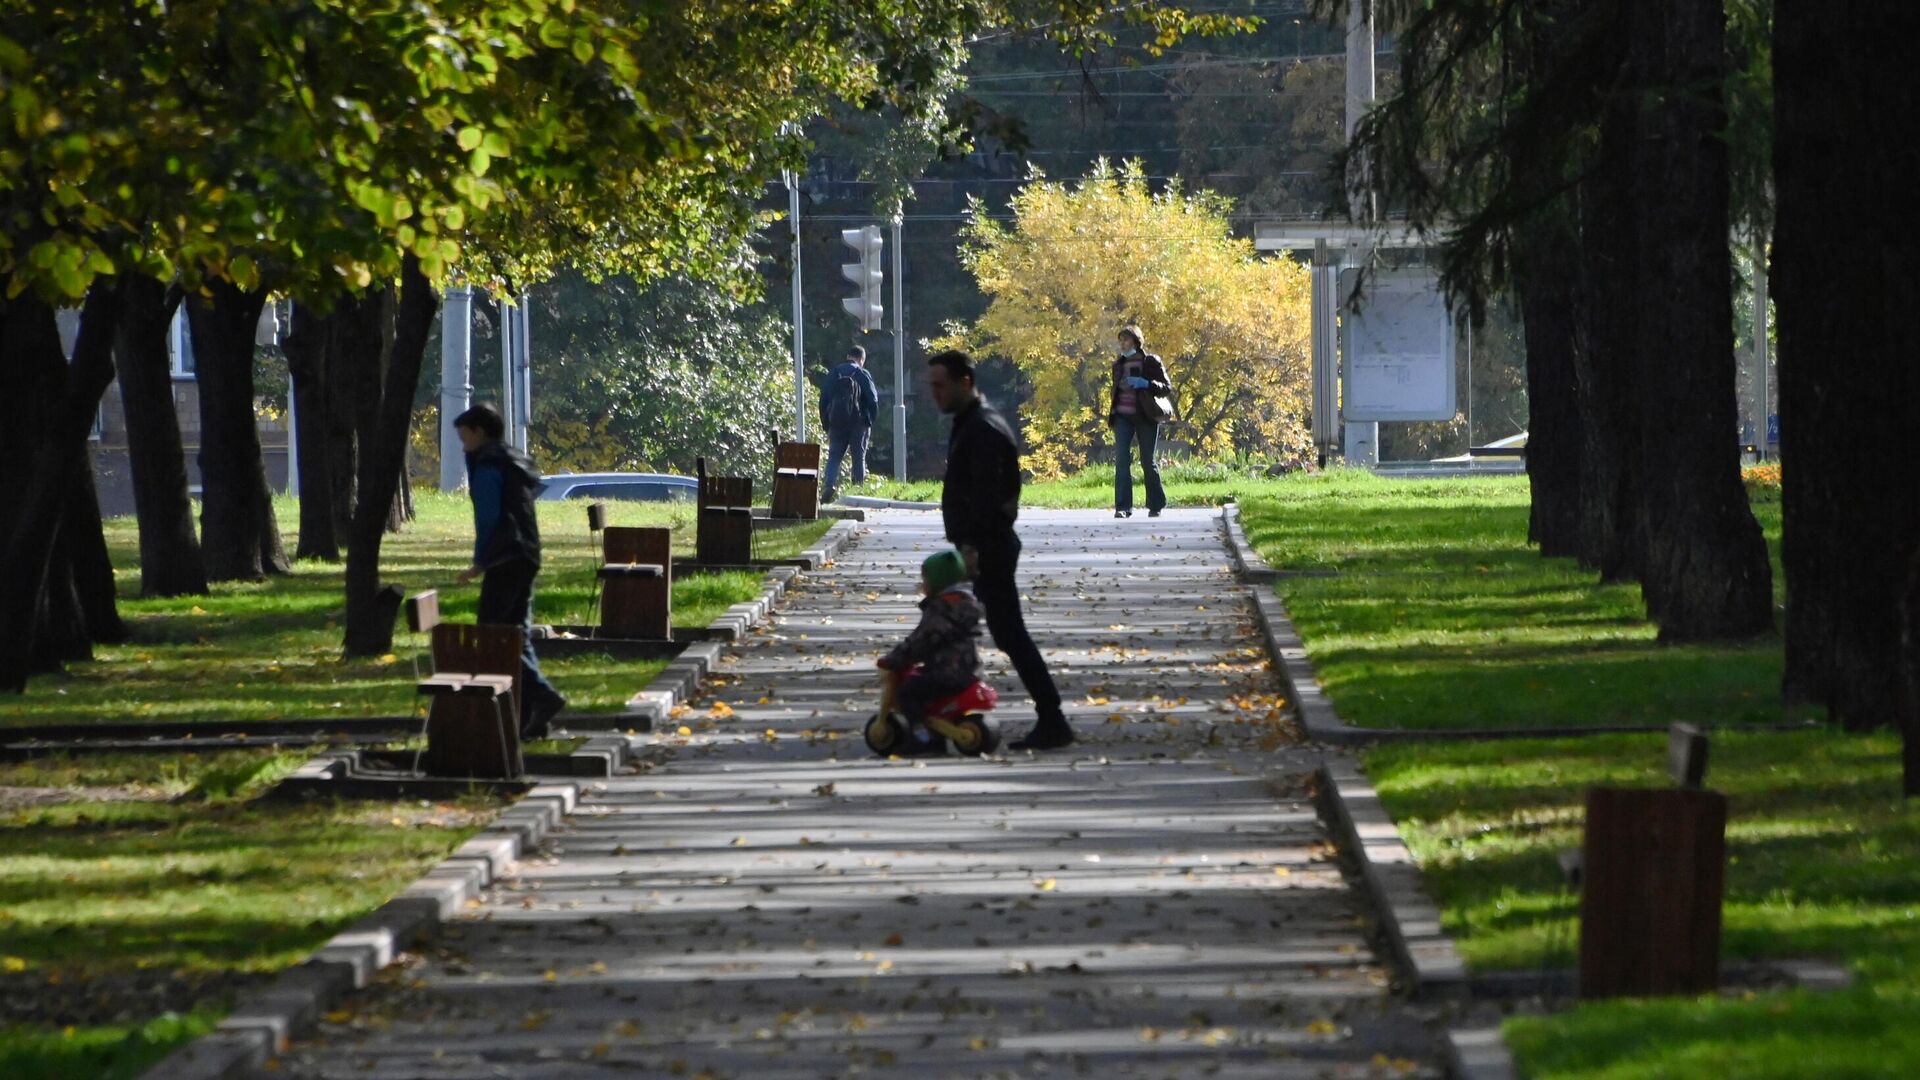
[840,225,884,331]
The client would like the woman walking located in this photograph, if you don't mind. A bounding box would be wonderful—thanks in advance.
[1107,325,1171,518]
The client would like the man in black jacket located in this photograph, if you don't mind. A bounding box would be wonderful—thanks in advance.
[453,405,567,739]
[926,350,1072,751]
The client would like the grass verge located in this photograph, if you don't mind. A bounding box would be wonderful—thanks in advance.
[846,458,1304,508]
[1239,469,1811,731]
[0,750,492,1080]
[1236,470,1915,1077]
[1367,733,1919,1079]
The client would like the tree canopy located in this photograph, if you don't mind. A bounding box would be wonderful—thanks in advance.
[938,159,1312,477]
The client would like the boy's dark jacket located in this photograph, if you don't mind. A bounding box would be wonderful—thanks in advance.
[467,440,543,570]
[881,584,984,688]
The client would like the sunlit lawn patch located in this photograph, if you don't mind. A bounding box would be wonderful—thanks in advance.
[1239,470,1809,731]
[0,751,491,1080]
[1367,733,1920,1079]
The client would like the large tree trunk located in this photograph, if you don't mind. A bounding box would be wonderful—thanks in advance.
[0,283,124,691]
[284,300,340,561]
[1902,548,1920,797]
[66,450,127,644]
[1774,3,1920,729]
[1573,39,1644,586]
[1619,0,1772,641]
[342,257,439,657]
[1514,211,1586,559]
[113,275,208,596]
[188,281,289,581]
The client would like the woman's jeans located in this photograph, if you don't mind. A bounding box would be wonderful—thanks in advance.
[1112,415,1166,513]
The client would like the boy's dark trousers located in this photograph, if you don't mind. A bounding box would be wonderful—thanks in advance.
[477,557,565,726]
[896,674,972,727]
[970,532,1066,730]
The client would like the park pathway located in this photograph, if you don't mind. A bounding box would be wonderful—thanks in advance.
[271,510,1438,1078]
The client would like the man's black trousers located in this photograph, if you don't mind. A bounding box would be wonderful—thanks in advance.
[972,533,1066,728]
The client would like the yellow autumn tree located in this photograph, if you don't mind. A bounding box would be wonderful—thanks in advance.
[935,159,1313,477]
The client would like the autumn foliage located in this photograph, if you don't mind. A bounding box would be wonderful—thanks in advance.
[937,160,1313,478]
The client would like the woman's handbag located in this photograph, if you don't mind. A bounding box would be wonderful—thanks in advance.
[1141,359,1179,423]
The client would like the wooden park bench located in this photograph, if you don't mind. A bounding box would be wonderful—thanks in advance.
[695,457,755,565]
[405,590,525,780]
[597,526,672,639]
[770,441,821,519]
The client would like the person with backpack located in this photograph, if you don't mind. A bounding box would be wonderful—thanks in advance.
[819,345,879,502]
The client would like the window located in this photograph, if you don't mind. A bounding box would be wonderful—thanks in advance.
[168,308,196,378]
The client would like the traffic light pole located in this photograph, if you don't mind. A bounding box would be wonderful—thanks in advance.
[891,216,906,481]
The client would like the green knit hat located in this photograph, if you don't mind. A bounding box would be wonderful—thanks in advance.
[922,548,968,594]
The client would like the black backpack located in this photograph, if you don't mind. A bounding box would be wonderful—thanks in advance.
[827,367,863,428]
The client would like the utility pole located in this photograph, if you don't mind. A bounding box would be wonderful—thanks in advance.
[891,214,906,481]
[787,155,808,444]
[440,285,472,491]
[1342,0,1379,467]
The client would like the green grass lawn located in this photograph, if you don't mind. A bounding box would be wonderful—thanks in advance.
[1239,469,1811,732]
[1,493,826,728]
[0,750,492,1080]
[1237,470,1916,1078]
[1369,734,1920,1080]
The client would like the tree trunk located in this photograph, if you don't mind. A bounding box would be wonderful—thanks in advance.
[113,275,209,596]
[0,282,124,691]
[1619,0,1772,641]
[283,300,339,561]
[66,449,127,644]
[1514,211,1586,559]
[188,281,289,581]
[343,257,440,657]
[1901,547,1920,797]
[327,293,381,540]
[1573,51,1644,586]
[1773,2,1920,727]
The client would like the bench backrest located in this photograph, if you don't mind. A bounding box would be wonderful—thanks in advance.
[775,441,821,471]
[699,474,752,511]
[603,526,671,570]
[405,590,441,634]
[431,623,522,679]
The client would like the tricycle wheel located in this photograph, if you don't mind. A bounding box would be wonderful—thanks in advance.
[864,712,908,756]
[950,713,1001,756]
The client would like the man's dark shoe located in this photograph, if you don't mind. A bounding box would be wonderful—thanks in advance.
[1010,724,1075,752]
[1114,510,1131,519]
[1148,508,1163,518]
[522,693,567,741]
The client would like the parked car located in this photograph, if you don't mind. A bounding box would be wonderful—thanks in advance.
[534,472,698,503]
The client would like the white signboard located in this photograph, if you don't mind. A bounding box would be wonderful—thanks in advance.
[1338,268,1457,422]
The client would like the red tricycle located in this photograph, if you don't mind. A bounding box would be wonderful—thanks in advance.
[864,665,1002,757]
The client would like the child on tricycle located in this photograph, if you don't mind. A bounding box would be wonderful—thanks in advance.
[864,549,1002,757]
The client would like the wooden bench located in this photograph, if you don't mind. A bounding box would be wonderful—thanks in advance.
[770,441,821,519]
[695,457,755,565]
[405,590,525,780]
[597,526,672,639]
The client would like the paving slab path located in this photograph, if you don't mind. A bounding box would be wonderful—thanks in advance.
[271,510,1439,1079]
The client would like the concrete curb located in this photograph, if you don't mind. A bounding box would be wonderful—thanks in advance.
[1445,1027,1519,1080]
[144,784,581,1079]
[1312,758,1470,1000]
[840,494,939,510]
[616,519,862,729]
[1220,502,1279,583]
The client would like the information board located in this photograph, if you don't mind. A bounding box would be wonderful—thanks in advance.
[1338,268,1458,422]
